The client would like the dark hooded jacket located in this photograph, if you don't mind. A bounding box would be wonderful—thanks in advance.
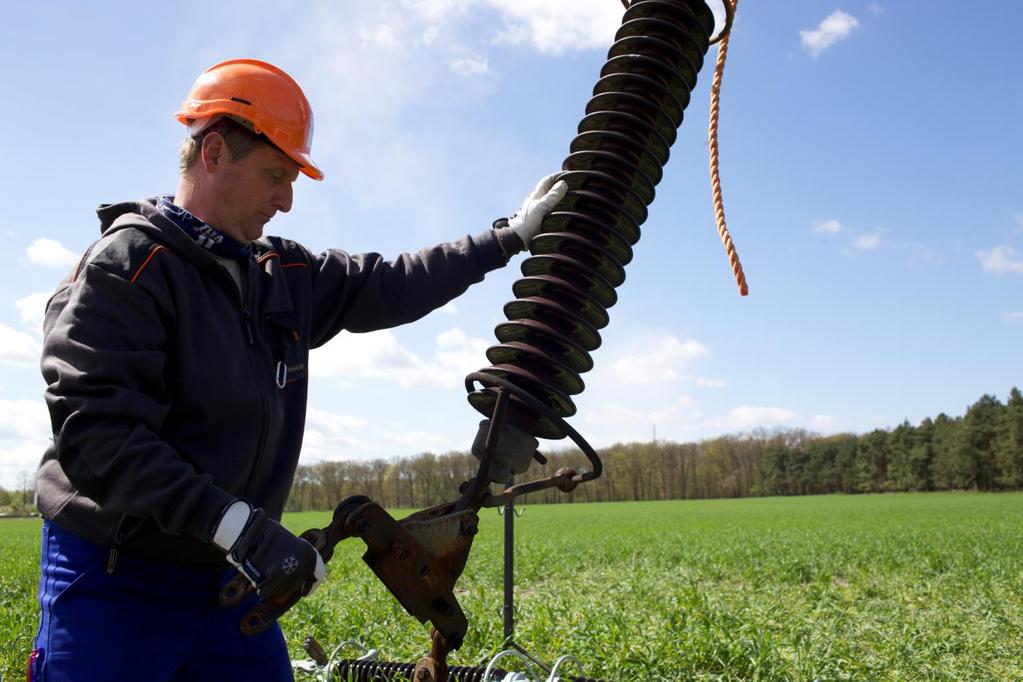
[35,198,509,564]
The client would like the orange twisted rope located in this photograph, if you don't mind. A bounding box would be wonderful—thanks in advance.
[618,0,747,295]
[708,0,748,295]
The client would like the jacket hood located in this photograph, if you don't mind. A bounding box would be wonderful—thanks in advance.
[96,198,227,273]
[97,197,164,234]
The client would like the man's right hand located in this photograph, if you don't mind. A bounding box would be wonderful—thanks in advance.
[213,501,325,599]
[506,172,568,248]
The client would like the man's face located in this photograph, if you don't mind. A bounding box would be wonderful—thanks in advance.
[207,139,301,244]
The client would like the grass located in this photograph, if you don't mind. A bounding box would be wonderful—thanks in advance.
[3,493,1022,680]
[0,517,45,681]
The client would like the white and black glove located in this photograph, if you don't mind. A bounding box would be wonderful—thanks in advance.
[213,500,325,598]
[495,172,568,254]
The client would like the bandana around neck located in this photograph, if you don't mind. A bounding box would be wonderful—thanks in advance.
[157,196,251,261]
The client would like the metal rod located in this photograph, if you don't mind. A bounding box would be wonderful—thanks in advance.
[478,387,510,487]
[456,387,510,513]
[503,482,514,641]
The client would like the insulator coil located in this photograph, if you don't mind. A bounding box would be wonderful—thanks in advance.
[468,0,715,439]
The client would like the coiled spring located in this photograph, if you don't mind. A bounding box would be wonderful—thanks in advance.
[329,658,600,682]
[297,639,603,682]
[468,0,715,439]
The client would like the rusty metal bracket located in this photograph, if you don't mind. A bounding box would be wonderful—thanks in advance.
[227,495,478,646]
[355,500,477,648]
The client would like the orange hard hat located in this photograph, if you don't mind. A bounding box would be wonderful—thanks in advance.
[176,59,323,180]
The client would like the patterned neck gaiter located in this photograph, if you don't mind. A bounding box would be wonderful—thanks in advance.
[157,195,252,261]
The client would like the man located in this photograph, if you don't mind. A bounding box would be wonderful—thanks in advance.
[29,58,566,681]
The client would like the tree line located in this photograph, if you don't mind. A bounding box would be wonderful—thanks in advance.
[3,388,1019,515]
[285,388,1023,511]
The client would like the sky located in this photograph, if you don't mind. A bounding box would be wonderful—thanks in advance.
[0,1,1020,490]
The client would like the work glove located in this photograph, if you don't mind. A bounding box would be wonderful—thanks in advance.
[498,172,568,252]
[213,500,325,599]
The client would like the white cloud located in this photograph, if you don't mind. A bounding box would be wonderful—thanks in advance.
[579,393,837,443]
[582,395,702,435]
[441,302,458,315]
[813,219,842,235]
[300,407,455,464]
[800,10,860,58]
[310,327,489,389]
[450,56,490,76]
[810,414,838,432]
[486,0,623,55]
[403,0,465,23]
[16,292,51,334]
[420,25,441,45]
[359,23,402,50]
[311,330,439,388]
[306,409,368,431]
[26,238,78,269]
[301,1,622,135]
[608,336,711,385]
[1003,312,1023,323]
[299,408,370,461]
[376,428,453,453]
[0,324,42,367]
[695,377,727,388]
[868,3,884,15]
[434,327,490,375]
[705,406,800,431]
[399,0,626,56]
[0,399,51,489]
[977,245,1023,274]
[850,231,882,251]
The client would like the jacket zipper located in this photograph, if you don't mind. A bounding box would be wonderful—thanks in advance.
[241,309,272,494]
[107,515,145,574]
[236,268,273,496]
[107,514,128,574]
[213,258,273,498]
[243,311,255,345]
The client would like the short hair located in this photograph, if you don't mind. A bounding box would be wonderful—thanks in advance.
[178,116,264,173]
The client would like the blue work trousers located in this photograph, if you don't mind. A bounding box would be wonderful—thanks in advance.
[29,520,293,681]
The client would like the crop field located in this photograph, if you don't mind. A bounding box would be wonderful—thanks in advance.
[2,492,1022,681]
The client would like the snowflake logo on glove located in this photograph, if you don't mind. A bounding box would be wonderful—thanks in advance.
[282,556,299,575]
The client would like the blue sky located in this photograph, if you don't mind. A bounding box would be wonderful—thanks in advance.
[1,1,1020,489]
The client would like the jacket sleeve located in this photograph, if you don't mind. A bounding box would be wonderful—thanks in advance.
[41,262,234,541]
[307,227,508,348]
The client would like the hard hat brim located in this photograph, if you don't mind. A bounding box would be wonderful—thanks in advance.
[289,150,324,181]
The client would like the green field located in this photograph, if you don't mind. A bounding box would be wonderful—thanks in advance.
[3,493,1022,681]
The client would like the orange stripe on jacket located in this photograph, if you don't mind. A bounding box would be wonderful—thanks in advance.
[130,245,170,284]
[259,252,308,269]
